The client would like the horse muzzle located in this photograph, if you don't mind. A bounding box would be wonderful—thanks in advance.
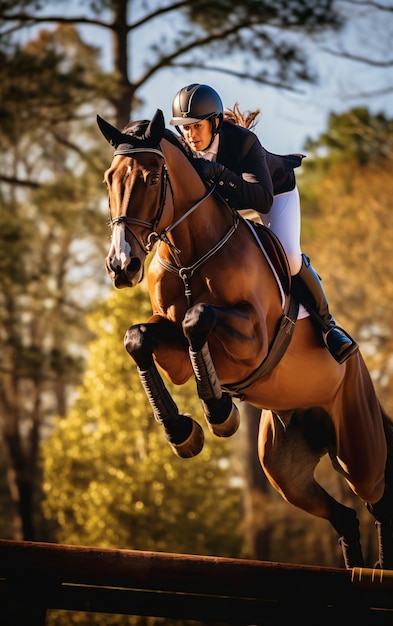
[105,255,144,288]
[105,222,146,288]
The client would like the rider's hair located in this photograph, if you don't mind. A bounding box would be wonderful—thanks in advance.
[224,102,261,132]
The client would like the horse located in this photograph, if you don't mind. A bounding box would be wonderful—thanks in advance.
[97,109,393,570]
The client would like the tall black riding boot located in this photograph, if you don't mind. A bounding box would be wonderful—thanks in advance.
[292,254,358,364]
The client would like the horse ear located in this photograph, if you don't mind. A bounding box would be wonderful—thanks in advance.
[143,109,165,145]
[96,115,126,148]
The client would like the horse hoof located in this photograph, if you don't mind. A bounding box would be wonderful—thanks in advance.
[207,402,240,438]
[170,417,205,458]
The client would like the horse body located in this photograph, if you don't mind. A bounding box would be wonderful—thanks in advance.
[98,110,393,569]
[137,138,341,402]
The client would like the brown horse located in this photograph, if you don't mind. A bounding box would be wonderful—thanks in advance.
[97,109,393,570]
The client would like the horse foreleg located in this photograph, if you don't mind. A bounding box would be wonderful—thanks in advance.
[124,322,204,458]
[182,303,240,438]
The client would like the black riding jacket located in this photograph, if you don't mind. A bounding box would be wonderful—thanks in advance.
[214,121,303,213]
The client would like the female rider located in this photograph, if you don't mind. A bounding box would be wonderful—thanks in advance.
[170,83,358,364]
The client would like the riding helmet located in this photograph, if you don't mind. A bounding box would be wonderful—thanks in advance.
[170,83,224,133]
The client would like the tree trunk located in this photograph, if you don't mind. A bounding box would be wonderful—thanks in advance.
[112,0,134,128]
[2,377,42,541]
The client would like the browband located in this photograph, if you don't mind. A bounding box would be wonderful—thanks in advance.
[114,146,165,158]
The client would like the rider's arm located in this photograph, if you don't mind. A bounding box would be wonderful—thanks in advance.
[194,136,274,213]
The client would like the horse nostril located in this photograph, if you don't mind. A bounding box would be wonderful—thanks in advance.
[128,257,141,273]
[106,256,140,274]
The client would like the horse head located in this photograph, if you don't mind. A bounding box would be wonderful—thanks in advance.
[97,110,173,288]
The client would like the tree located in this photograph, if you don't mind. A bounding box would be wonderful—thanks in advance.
[304,107,393,165]
[0,23,114,187]
[0,25,111,540]
[319,0,393,98]
[1,0,345,127]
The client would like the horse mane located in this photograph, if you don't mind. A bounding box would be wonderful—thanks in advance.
[163,128,193,159]
[224,102,261,132]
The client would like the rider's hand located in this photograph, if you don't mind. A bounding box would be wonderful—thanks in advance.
[193,158,225,182]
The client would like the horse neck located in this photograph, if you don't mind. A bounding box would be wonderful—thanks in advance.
[161,140,232,265]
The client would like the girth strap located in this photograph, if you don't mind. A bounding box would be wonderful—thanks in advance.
[222,294,299,396]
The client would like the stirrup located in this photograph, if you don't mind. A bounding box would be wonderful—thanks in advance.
[323,326,359,364]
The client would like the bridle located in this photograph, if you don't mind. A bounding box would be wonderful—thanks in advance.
[109,143,240,305]
[109,144,219,256]
[109,146,171,254]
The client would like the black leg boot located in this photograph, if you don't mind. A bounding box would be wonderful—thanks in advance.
[292,254,358,364]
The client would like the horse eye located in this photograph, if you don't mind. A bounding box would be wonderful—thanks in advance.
[150,173,160,186]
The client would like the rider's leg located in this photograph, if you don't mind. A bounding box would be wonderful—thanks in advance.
[261,187,302,275]
[292,254,358,363]
[263,187,358,364]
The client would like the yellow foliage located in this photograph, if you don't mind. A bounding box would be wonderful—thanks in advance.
[300,160,393,409]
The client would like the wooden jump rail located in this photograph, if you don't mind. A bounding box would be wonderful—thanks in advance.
[1,540,393,625]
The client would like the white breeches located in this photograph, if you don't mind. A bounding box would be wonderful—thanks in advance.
[240,187,303,276]
[261,187,302,275]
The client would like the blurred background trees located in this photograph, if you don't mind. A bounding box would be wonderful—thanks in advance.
[0,21,112,539]
[0,0,346,127]
[0,0,392,582]
[301,107,393,408]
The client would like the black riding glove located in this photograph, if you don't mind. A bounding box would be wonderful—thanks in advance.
[193,158,225,182]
